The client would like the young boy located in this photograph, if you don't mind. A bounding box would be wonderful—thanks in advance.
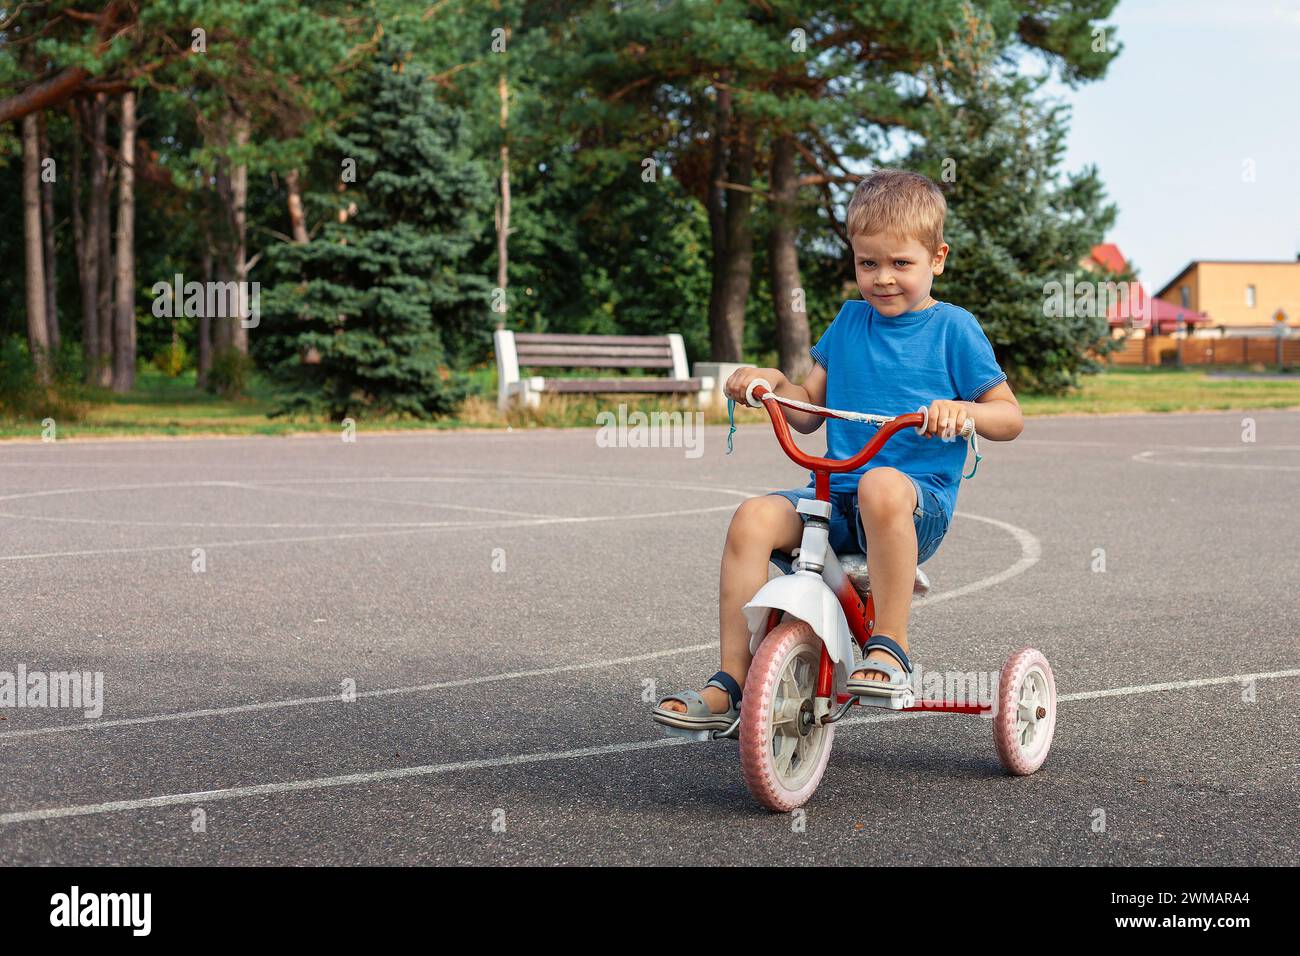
[654,168,1023,727]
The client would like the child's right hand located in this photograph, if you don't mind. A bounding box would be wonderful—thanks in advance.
[724,367,788,405]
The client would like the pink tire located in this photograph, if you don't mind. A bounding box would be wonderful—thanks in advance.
[994,647,1057,775]
[739,621,836,812]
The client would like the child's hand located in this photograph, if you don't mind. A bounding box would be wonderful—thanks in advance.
[922,399,970,440]
[724,367,787,405]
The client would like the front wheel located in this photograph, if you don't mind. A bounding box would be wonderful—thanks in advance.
[993,647,1057,775]
[739,621,836,812]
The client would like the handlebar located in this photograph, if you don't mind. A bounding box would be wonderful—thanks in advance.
[743,378,973,474]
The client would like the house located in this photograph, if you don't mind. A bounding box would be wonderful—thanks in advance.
[1084,243,1211,335]
[1155,259,1300,335]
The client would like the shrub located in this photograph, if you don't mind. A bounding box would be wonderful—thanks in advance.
[151,339,191,377]
[0,336,88,423]
[206,347,253,397]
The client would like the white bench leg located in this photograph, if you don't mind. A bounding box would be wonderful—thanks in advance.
[696,376,716,409]
[493,329,520,411]
[519,377,544,409]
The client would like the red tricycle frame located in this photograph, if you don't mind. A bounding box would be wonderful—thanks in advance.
[751,383,992,718]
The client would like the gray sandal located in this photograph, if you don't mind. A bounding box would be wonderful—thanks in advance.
[847,636,914,698]
[652,671,742,731]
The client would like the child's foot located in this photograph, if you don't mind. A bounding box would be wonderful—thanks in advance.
[657,685,732,715]
[851,646,907,683]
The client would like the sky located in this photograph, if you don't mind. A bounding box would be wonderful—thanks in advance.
[1043,0,1300,292]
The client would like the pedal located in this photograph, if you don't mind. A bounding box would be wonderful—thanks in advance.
[659,725,716,742]
[852,690,916,711]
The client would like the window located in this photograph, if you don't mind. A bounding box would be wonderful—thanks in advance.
[1180,285,1190,308]
[1246,284,1256,308]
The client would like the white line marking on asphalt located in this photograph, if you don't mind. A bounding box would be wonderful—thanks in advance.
[0,475,752,529]
[0,643,719,741]
[912,512,1040,609]
[0,509,1039,739]
[221,481,561,520]
[0,502,741,562]
[0,474,758,550]
[0,739,694,825]
[1056,669,1300,701]
[1,668,1296,826]
[1133,446,1300,472]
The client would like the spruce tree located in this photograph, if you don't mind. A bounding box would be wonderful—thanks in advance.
[260,38,493,420]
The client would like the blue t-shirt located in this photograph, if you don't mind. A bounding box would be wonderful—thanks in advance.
[806,298,1006,523]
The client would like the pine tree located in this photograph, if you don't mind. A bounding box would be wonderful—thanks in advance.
[906,16,1119,394]
[260,38,493,420]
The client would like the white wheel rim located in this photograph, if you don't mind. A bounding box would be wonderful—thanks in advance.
[766,643,829,790]
[1013,665,1052,761]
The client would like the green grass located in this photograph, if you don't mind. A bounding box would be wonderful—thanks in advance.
[1017,367,1300,416]
[2,365,1298,441]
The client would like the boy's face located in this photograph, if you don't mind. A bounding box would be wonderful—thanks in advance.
[851,232,949,316]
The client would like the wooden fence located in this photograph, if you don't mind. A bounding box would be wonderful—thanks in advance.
[1101,335,1298,368]
[1178,337,1300,367]
[1103,336,1177,366]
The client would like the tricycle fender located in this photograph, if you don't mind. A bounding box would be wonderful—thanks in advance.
[742,572,857,691]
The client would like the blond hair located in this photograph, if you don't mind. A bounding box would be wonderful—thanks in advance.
[845,169,946,254]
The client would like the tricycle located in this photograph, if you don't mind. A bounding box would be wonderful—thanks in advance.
[660,378,1056,812]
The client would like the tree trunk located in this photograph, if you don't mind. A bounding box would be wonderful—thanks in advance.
[72,100,100,384]
[228,112,250,355]
[38,113,61,355]
[197,244,212,388]
[22,112,51,384]
[284,168,320,365]
[211,232,233,355]
[716,118,756,363]
[111,90,137,393]
[94,94,114,387]
[284,168,309,243]
[769,133,810,382]
[495,71,510,331]
[212,110,250,356]
[706,75,733,361]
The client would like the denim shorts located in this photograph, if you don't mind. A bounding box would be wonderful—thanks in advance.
[767,474,949,566]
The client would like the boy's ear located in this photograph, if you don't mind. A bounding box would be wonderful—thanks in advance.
[932,243,950,276]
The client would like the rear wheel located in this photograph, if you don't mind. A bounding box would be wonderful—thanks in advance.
[739,621,835,812]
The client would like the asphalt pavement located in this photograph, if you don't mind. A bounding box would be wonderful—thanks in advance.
[0,408,1296,864]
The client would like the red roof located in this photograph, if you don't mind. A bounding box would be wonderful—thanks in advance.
[1088,243,1209,332]
[1088,243,1127,273]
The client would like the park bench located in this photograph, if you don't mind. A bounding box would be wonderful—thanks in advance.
[493,330,714,410]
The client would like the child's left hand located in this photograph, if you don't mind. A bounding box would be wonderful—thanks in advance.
[922,399,969,440]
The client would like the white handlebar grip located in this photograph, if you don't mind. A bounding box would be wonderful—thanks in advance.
[746,378,774,408]
[914,405,929,434]
[915,405,975,440]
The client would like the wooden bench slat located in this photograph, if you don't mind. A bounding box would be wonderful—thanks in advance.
[517,343,673,358]
[518,356,676,369]
[496,329,705,409]
[540,378,703,394]
[515,334,672,346]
